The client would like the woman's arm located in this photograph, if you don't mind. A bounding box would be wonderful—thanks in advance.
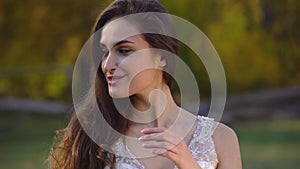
[213,123,242,169]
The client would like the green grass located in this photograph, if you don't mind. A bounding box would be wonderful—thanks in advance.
[233,119,300,169]
[0,111,67,169]
[0,111,299,169]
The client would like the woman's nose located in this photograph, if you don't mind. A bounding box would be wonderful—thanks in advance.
[102,52,118,73]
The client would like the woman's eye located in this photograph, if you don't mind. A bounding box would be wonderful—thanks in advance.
[118,48,132,55]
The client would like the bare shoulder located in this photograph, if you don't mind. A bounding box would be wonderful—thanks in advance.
[212,122,242,169]
[212,122,238,142]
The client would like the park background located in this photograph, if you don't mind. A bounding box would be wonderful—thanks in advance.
[0,0,299,168]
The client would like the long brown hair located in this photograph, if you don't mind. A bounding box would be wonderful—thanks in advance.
[48,0,178,168]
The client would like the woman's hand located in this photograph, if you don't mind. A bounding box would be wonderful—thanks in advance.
[139,127,202,169]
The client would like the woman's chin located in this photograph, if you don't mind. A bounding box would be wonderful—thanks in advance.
[109,91,129,99]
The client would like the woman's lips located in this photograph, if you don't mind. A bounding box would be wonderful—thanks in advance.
[107,75,125,85]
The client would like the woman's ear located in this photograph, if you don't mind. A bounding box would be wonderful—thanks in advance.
[159,58,166,68]
[155,54,166,68]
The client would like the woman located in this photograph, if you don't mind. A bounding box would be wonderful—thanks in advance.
[48,0,242,169]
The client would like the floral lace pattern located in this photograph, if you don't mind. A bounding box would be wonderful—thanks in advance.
[110,116,218,169]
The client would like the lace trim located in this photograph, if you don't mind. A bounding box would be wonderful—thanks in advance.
[112,138,144,169]
[186,116,218,168]
[111,116,218,169]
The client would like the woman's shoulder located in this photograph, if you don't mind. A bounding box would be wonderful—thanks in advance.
[212,121,242,168]
[212,121,238,141]
[212,122,239,153]
[192,115,238,145]
[195,116,237,137]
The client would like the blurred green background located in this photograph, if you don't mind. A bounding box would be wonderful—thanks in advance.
[0,0,299,168]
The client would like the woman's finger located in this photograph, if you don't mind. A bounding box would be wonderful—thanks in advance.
[150,142,185,165]
[142,140,175,151]
[141,127,166,134]
[139,133,179,145]
[139,128,181,145]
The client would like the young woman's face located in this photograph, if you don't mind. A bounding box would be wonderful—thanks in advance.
[100,20,166,98]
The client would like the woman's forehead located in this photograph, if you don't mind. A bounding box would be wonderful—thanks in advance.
[100,18,141,48]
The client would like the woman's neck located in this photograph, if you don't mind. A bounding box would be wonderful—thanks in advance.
[129,84,179,128]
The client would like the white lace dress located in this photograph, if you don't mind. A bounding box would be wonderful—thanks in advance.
[106,116,218,169]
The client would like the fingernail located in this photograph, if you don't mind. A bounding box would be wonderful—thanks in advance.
[138,136,144,141]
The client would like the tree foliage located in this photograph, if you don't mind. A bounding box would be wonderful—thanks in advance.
[0,0,299,100]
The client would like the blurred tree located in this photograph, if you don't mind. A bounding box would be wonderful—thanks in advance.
[0,0,111,100]
[0,0,299,100]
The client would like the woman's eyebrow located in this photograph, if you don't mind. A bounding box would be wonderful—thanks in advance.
[100,39,134,50]
[113,40,134,47]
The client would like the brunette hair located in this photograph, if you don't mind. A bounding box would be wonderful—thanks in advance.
[48,0,178,169]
